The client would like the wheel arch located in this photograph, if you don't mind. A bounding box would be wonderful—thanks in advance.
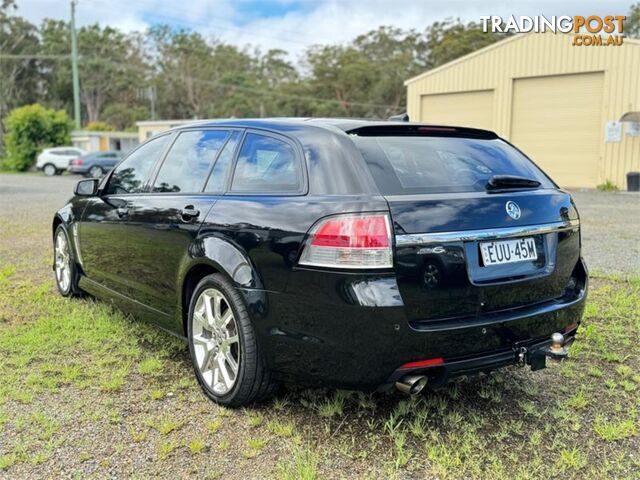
[179,237,265,337]
[52,215,64,239]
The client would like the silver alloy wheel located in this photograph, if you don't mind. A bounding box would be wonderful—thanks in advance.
[54,230,71,292]
[89,166,103,178]
[192,288,240,395]
[44,164,56,176]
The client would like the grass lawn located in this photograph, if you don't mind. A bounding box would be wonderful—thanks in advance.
[0,190,638,478]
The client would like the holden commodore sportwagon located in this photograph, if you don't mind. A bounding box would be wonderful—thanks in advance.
[52,119,587,406]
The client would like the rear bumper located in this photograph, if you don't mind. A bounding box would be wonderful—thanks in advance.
[68,165,89,174]
[380,327,578,391]
[255,257,587,391]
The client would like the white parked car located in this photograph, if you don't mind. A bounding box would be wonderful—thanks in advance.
[36,147,87,176]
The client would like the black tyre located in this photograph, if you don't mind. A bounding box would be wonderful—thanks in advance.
[43,163,57,176]
[53,225,82,297]
[187,273,277,407]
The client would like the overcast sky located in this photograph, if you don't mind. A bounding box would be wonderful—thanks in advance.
[14,0,634,58]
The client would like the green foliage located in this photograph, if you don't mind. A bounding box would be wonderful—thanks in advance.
[627,3,640,38]
[597,180,619,192]
[277,447,318,480]
[0,8,521,130]
[0,1,41,135]
[2,104,73,171]
[85,121,114,132]
[102,104,149,131]
[424,19,511,69]
[3,2,640,134]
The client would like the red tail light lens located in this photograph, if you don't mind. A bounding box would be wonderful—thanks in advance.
[70,158,83,165]
[299,213,393,269]
[400,357,444,369]
[311,216,390,248]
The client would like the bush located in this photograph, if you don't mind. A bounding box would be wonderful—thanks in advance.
[85,121,115,132]
[2,104,74,171]
[597,180,619,192]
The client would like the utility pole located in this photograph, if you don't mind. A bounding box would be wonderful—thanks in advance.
[70,0,81,129]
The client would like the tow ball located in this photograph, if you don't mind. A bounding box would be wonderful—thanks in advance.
[518,332,570,371]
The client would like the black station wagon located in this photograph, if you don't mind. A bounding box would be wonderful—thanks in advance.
[52,119,587,406]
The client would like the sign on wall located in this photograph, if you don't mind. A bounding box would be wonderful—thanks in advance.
[605,121,622,143]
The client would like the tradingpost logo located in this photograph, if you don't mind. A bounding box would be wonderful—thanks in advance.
[480,15,626,46]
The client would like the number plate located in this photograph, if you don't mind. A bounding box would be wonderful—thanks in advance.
[480,237,537,266]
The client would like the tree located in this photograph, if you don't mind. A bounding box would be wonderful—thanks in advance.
[627,3,640,38]
[254,49,300,117]
[0,1,41,150]
[149,26,262,119]
[0,4,517,129]
[305,44,377,117]
[424,19,510,69]
[101,103,149,131]
[40,20,148,124]
[2,104,73,171]
[353,26,429,116]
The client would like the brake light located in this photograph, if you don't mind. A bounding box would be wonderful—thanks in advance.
[299,213,393,269]
[70,158,83,165]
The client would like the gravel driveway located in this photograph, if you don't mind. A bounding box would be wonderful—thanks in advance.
[1,174,638,276]
[570,190,640,276]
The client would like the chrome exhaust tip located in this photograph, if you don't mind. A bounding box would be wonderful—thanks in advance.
[395,374,428,395]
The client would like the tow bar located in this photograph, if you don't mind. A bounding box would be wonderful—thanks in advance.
[517,332,570,372]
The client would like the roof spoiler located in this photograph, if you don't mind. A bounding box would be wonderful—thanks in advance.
[388,112,409,122]
[348,124,498,139]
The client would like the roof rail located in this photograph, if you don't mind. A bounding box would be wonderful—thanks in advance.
[388,112,409,122]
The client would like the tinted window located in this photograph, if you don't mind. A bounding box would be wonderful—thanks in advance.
[106,135,170,194]
[153,130,229,193]
[353,136,553,195]
[204,131,241,193]
[231,133,301,193]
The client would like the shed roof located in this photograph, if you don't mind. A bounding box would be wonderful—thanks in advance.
[405,33,640,86]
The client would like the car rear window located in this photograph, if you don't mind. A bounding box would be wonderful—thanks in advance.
[230,133,302,193]
[352,135,553,194]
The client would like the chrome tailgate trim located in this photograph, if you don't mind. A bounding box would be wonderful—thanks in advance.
[395,220,579,246]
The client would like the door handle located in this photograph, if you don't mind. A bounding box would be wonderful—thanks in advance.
[180,206,200,221]
[116,206,129,218]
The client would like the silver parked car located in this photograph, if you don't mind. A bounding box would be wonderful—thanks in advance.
[68,151,122,178]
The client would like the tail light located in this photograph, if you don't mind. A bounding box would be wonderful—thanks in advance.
[70,158,83,165]
[298,213,393,269]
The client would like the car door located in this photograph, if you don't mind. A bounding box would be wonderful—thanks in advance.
[125,128,239,328]
[205,130,307,293]
[78,134,172,295]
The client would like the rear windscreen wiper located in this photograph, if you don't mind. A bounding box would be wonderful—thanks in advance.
[486,175,541,191]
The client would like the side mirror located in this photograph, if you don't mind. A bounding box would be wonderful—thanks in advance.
[74,178,99,196]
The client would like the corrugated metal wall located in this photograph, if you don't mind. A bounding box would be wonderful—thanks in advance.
[405,33,640,188]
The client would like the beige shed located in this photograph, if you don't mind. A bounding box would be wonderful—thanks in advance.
[405,33,640,188]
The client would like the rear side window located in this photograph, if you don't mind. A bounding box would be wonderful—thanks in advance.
[204,131,241,193]
[106,135,170,195]
[230,133,302,193]
[353,136,553,194]
[153,130,229,193]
